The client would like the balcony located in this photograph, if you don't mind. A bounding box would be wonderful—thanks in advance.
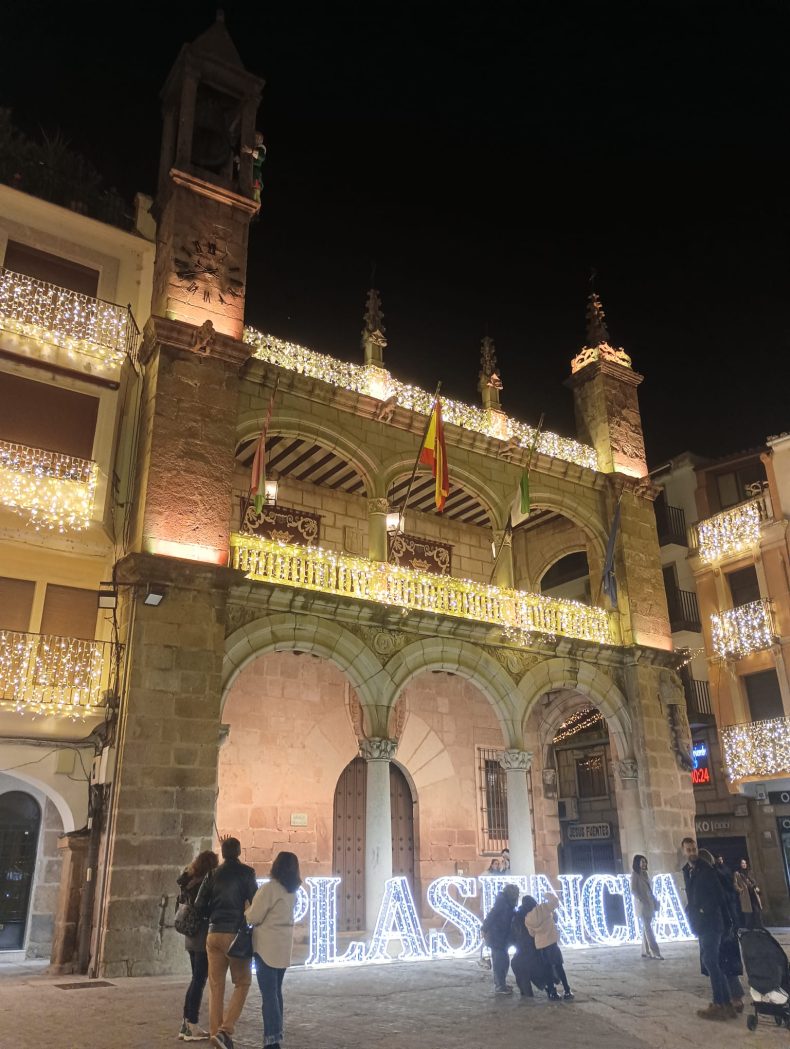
[667,587,702,632]
[0,631,117,718]
[694,493,772,564]
[0,267,140,369]
[711,599,774,661]
[681,669,713,722]
[657,503,688,547]
[0,440,97,532]
[722,716,790,782]
[230,534,617,646]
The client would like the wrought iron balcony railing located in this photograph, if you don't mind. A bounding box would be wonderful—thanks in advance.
[230,534,617,646]
[657,503,688,547]
[722,716,790,781]
[0,440,97,531]
[667,587,702,632]
[694,492,772,564]
[0,631,118,718]
[0,267,140,368]
[711,598,774,661]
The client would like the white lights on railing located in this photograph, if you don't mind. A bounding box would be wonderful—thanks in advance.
[696,498,763,563]
[710,599,773,660]
[0,267,138,367]
[230,534,615,646]
[722,717,790,781]
[0,631,113,718]
[243,328,599,473]
[0,440,97,531]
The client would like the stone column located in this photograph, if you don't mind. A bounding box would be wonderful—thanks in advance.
[368,498,390,563]
[491,529,514,589]
[501,749,535,876]
[49,833,89,974]
[361,737,397,930]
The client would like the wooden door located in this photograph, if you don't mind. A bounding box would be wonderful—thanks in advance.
[390,763,415,884]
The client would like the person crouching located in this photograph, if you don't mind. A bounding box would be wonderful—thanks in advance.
[522,894,574,1001]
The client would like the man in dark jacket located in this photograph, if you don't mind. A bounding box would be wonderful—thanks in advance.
[683,841,736,1022]
[482,884,519,994]
[196,837,258,1049]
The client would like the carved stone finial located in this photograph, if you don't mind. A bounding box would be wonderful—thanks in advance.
[362,289,387,365]
[192,318,216,355]
[571,292,632,374]
[613,758,638,781]
[359,737,398,761]
[478,335,503,410]
[500,749,533,772]
[586,292,610,347]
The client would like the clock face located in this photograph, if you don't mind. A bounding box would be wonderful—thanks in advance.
[174,238,245,305]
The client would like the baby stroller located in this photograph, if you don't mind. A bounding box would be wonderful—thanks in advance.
[739,928,790,1031]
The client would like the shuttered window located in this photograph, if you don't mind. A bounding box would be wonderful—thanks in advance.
[0,373,98,461]
[0,577,35,632]
[39,585,97,641]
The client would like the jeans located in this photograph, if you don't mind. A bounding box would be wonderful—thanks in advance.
[254,954,286,1046]
[206,932,253,1037]
[728,975,744,1000]
[490,947,510,990]
[183,949,209,1024]
[698,927,730,1005]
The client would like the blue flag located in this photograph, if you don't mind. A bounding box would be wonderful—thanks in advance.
[602,500,621,610]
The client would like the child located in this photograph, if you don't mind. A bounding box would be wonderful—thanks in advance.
[522,894,574,1001]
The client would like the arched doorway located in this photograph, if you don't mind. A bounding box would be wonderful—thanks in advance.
[0,791,41,950]
[333,757,416,931]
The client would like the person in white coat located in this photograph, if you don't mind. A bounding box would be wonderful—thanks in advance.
[245,852,302,1049]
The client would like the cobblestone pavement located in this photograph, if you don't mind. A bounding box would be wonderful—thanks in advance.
[0,937,783,1049]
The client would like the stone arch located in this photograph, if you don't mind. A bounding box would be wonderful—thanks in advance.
[380,455,503,529]
[534,546,589,591]
[518,657,632,762]
[236,411,382,498]
[222,613,395,734]
[0,769,76,833]
[384,638,522,747]
[510,480,609,566]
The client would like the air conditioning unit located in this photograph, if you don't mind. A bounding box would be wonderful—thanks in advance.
[558,797,579,821]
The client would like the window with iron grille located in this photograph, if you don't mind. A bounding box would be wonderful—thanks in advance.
[476,747,535,856]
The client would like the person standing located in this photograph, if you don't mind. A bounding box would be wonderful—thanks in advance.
[246,852,302,1049]
[177,850,219,1040]
[704,848,745,1014]
[523,894,574,1001]
[681,839,736,1021]
[630,854,663,959]
[500,849,511,872]
[481,884,519,994]
[735,858,763,929]
[196,837,259,1049]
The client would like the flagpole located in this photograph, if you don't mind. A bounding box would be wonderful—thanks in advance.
[241,376,280,530]
[489,413,544,584]
[389,382,442,556]
[596,490,624,606]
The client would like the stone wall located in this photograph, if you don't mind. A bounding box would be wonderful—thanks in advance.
[27,798,63,958]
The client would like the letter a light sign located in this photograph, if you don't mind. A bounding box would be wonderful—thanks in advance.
[257,872,693,968]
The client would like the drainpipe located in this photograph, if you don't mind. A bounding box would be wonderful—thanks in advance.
[77,784,104,973]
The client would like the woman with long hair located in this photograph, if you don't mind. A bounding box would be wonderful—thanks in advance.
[246,852,302,1049]
[177,849,219,1040]
[630,854,663,959]
[735,858,763,929]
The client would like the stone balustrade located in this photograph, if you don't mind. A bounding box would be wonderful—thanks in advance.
[230,533,616,645]
[722,715,790,781]
[0,630,116,717]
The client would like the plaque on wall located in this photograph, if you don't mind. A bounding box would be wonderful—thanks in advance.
[567,822,611,841]
[241,500,321,546]
[388,532,452,575]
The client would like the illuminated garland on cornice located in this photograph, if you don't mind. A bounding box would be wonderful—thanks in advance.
[0,267,137,368]
[0,631,110,718]
[722,716,790,781]
[243,328,599,473]
[0,440,97,531]
[710,599,773,661]
[696,498,762,564]
[230,533,615,646]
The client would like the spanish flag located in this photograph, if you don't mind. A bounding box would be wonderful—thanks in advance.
[419,398,450,511]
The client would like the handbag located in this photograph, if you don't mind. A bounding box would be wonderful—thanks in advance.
[226,923,254,960]
[174,897,204,938]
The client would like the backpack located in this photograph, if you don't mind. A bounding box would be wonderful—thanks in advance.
[174,872,211,937]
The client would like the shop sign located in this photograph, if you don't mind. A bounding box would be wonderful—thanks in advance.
[691,740,711,786]
[695,817,731,834]
[769,791,790,806]
[567,822,611,840]
[259,871,693,968]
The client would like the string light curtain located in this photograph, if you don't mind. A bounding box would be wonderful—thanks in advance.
[0,439,97,531]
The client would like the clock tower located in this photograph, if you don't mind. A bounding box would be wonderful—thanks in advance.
[152,11,263,338]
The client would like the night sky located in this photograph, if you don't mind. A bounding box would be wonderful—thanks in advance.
[4,1,790,465]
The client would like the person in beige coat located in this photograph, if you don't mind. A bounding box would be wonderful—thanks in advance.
[523,893,574,1001]
[245,852,302,1049]
[630,854,663,959]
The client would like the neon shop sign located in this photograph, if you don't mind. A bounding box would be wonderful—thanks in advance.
[263,873,693,968]
[691,740,710,786]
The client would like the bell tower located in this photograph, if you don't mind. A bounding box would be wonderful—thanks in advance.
[153,11,264,338]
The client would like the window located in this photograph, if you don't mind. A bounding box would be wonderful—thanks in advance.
[0,373,98,460]
[39,585,97,641]
[576,752,608,798]
[477,747,508,851]
[727,565,761,607]
[712,461,766,511]
[557,748,578,798]
[744,669,784,722]
[0,577,35,633]
[3,241,99,297]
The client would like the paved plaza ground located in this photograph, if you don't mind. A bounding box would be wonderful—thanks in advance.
[0,936,784,1049]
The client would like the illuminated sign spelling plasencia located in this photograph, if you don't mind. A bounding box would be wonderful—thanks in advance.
[256,872,692,967]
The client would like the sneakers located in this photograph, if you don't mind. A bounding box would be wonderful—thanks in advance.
[547,988,561,1001]
[210,1033,234,1049]
[494,985,513,995]
[180,1020,208,1041]
[563,990,575,1001]
[696,1004,728,1022]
